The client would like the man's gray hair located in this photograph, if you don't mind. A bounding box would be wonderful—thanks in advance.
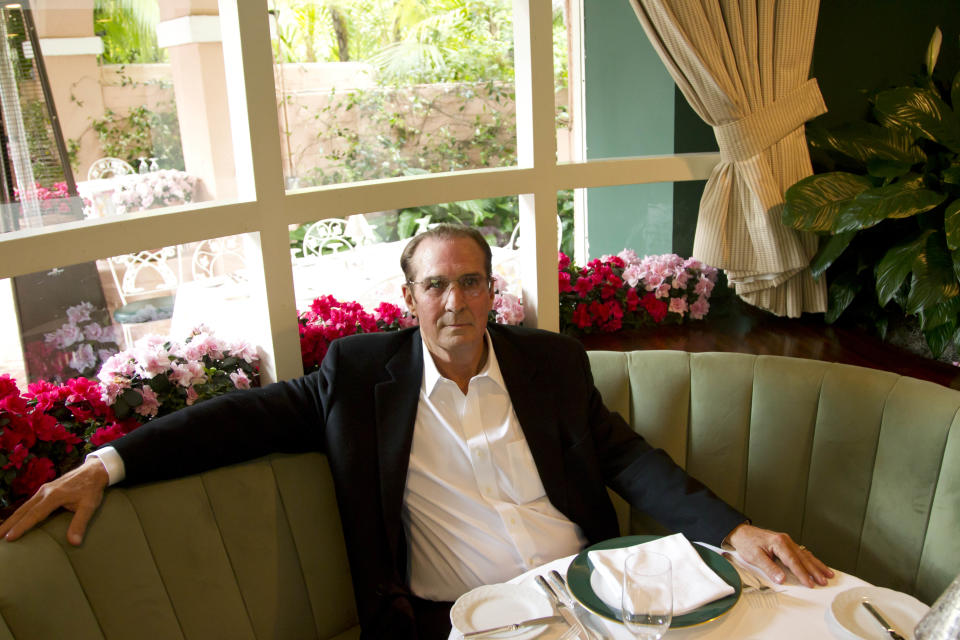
[400,223,493,282]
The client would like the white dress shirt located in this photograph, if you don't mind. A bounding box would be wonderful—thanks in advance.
[405,332,586,601]
[90,332,587,602]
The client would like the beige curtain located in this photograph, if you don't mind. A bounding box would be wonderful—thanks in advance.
[628,0,827,317]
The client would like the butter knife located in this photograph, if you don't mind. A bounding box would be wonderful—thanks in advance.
[462,614,564,638]
[861,600,906,640]
[536,575,588,639]
[549,569,610,639]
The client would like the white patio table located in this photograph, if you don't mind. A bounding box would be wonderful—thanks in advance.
[447,545,929,640]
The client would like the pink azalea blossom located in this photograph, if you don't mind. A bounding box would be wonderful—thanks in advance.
[134,386,160,418]
[185,386,200,406]
[669,297,688,315]
[69,343,97,372]
[689,297,710,320]
[66,301,94,324]
[493,293,525,325]
[230,370,251,389]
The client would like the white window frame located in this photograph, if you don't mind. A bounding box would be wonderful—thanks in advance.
[0,0,719,384]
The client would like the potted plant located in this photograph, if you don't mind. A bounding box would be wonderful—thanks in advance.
[782,27,960,357]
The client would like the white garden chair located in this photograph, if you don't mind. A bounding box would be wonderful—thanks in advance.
[302,218,355,256]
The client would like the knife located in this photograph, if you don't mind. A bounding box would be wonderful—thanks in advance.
[536,575,588,639]
[549,569,610,639]
[461,614,564,638]
[861,600,906,640]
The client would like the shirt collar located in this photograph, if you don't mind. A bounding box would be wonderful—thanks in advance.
[421,330,506,395]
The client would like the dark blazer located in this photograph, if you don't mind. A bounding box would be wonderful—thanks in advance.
[112,324,744,636]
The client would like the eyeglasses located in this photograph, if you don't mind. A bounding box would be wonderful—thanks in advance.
[406,274,492,298]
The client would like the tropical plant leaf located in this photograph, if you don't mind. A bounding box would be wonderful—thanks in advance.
[952,69,960,111]
[873,87,960,152]
[825,272,861,324]
[944,165,960,185]
[810,231,856,279]
[906,231,960,314]
[944,199,960,250]
[866,158,913,178]
[926,26,943,76]
[876,230,932,305]
[807,122,925,166]
[923,320,956,357]
[782,172,873,232]
[920,295,960,331]
[833,177,946,233]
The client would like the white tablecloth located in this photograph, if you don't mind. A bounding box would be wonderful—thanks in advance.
[446,546,916,640]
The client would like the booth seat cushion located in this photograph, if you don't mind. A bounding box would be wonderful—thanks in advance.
[0,453,360,640]
[586,350,960,605]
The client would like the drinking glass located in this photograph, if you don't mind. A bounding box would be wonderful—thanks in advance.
[621,551,673,639]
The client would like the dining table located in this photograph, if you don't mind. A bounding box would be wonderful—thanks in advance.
[446,543,930,640]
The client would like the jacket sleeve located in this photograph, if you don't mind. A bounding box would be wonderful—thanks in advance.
[111,340,340,486]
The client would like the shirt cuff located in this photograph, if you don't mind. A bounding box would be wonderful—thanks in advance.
[86,446,126,486]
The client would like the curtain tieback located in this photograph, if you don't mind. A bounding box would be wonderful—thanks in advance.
[713,78,827,163]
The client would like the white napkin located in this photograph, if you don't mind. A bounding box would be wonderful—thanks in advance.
[587,533,734,615]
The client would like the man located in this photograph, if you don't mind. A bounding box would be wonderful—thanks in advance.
[1,224,832,638]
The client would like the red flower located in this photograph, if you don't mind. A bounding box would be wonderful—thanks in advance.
[625,288,640,312]
[574,277,595,298]
[0,374,19,399]
[90,423,127,447]
[558,271,573,293]
[558,252,571,270]
[572,303,593,329]
[11,456,55,498]
[641,293,668,323]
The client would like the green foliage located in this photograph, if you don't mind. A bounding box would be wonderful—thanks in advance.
[781,28,960,356]
[91,103,184,171]
[302,81,515,185]
[94,0,164,64]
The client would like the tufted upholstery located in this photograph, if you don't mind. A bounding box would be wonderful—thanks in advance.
[589,350,960,605]
[1,350,957,638]
[0,454,360,640]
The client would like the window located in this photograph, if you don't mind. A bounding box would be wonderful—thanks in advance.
[0,1,718,386]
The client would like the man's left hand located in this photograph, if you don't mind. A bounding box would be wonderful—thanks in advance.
[725,523,834,588]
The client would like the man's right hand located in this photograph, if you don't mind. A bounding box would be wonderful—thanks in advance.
[0,456,109,546]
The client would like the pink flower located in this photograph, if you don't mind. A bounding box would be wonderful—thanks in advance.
[69,343,97,372]
[54,323,83,349]
[655,283,671,299]
[134,386,160,418]
[694,276,715,297]
[170,361,206,388]
[66,301,94,324]
[668,297,688,316]
[230,370,252,389]
[185,386,200,406]
[227,340,259,364]
[689,297,710,320]
[493,293,524,325]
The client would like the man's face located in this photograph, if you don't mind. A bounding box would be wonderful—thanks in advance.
[402,236,494,363]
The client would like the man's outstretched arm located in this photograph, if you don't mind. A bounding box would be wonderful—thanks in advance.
[726,522,835,588]
[0,456,109,546]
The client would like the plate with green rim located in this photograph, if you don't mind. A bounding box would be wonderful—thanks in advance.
[566,535,741,628]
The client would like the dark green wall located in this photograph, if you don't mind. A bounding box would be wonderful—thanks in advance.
[669,0,960,260]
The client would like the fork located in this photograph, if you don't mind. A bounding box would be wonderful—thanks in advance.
[721,552,781,609]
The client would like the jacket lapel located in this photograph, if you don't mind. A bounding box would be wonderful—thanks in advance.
[374,331,423,566]
[490,327,568,512]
